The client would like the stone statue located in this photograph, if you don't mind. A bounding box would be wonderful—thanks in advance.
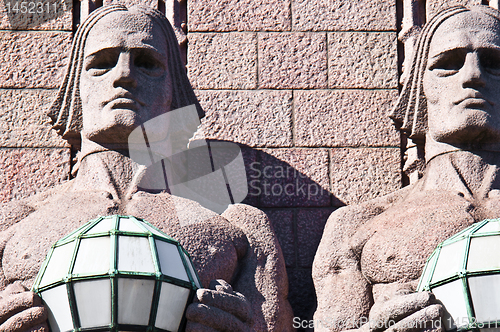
[0,5,293,331]
[313,5,500,332]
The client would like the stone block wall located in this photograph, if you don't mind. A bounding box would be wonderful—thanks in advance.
[0,1,72,202]
[1,0,493,327]
[187,0,401,321]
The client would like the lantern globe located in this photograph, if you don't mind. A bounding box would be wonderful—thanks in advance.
[32,215,201,332]
[418,218,500,331]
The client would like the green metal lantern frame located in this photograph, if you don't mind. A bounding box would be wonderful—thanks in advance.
[32,215,201,332]
[417,218,500,332]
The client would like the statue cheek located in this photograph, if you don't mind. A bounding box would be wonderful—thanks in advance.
[423,82,444,107]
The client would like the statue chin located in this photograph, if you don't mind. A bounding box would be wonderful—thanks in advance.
[81,112,142,146]
[81,125,136,147]
[428,121,500,151]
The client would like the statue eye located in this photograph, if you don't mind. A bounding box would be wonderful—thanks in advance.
[134,50,166,77]
[428,50,466,75]
[480,49,500,76]
[84,50,119,76]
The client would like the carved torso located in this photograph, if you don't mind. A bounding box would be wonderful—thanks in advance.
[355,150,500,286]
[313,150,500,328]
[0,152,248,290]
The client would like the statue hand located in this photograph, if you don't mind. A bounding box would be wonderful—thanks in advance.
[361,291,444,332]
[0,281,48,332]
[185,279,253,332]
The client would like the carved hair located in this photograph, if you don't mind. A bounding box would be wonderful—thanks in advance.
[389,5,500,145]
[48,4,203,146]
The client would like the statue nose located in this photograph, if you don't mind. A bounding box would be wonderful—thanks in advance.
[461,52,486,89]
[113,52,137,89]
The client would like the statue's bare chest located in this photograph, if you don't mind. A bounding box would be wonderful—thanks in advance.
[355,191,478,284]
[1,192,244,290]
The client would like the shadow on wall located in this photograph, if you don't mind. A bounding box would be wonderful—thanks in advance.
[227,141,340,330]
[135,138,341,329]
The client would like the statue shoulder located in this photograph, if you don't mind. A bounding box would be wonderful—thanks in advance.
[0,180,74,231]
[222,203,276,251]
[314,186,411,277]
[0,200,34,231]
[222,204,294,332]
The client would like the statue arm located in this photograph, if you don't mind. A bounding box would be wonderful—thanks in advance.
[0,202,49,330]
[222,204,294,332]
[0,201,35,232]
[0,224,49,331]
[312,206,374,332]
[313,188,445,332]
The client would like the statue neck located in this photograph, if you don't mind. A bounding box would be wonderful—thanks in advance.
[419,135,500,200]
[72,138,146,202]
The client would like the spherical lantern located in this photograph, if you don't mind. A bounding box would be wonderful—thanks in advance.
[417,218,500,331]
[32,215,201,332]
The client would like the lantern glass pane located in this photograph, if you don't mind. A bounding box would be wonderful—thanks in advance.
[468,236,500,272]
[419,251,437,288]
[119,218,144,233]
[469,274,500,322]
[182,251,201,288]
[432,280,469,330]
[74,279,112,328]
[142,223,165,237]
[117,278,155,325]
[72,237,110,275]
[431,240,465,283]
[476,221,500,234]
[40,285,73,332]
[87,218,115,234]
[63,225,88,242]
[40,242,76,287]
[155,282,190,332]
[155,240,189,282]
[118,236,155,273]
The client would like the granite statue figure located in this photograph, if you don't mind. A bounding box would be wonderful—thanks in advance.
[313,5,500,332]
[0,4,293,331]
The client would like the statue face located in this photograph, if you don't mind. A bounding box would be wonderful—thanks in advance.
[79,11,173,145]
[423,11,500,147]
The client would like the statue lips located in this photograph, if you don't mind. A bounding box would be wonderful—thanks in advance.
[105,93,144,112]
[454,92,494,110]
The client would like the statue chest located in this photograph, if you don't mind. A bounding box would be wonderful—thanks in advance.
[2,193,244,290]
[355,191,479,284]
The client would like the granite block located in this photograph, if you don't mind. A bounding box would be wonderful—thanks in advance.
[330,147,401,206]
[259,32,327,89]
[294,89,399,147]
[0,31,71,89]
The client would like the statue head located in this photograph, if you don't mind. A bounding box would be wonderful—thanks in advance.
[390,5,500,149]
[48,4,203,147]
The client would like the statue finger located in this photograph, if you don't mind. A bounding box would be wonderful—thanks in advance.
[0,305,48,332]
[196,288,252,323]
[209,279,233,293]
[0,292,42,325]
[27,322,49,332]
[385,304,444,332]
[0,282,27,299]
[369,292,435,330]
[186,303,251,332]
